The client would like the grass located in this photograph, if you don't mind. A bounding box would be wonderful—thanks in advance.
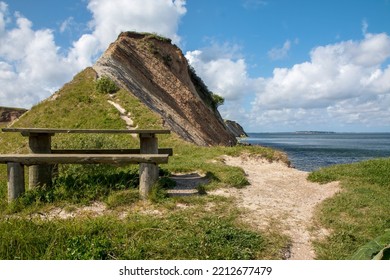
[3,64,388,260]
[309,158,390,259]
[0,207,267,260]
[0,66,289,259]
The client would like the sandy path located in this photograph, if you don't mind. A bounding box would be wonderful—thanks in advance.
[212,155,340,260]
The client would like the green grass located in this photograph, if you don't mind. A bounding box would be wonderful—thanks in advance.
[0,66,289,259]
[308,158,390,259]
[0,209,266,260]
[6,62,389,260]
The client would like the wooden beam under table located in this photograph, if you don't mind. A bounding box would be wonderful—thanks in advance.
[51,148,173,156]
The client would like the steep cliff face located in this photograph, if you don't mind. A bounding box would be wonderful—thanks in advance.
[93,32,237,146]
[225,120,248,137]
[0,107,27,123]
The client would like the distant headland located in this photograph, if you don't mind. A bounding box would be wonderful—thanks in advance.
[295,131,336,134]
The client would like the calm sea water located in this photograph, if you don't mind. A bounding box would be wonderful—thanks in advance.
[240,133,390,171]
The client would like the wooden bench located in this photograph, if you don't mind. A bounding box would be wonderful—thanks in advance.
[0,154,169,202]
[1,128,172,202]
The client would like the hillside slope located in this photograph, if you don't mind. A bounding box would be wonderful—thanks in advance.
[93,32,237,146]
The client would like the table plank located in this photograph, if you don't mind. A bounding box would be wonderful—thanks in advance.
[2,128,170,135]
[0,154,169,164]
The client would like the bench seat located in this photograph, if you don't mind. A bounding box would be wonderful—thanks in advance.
[0,153,169,202]
[0,153,169,165]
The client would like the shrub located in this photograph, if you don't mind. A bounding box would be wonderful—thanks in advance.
[211,93,225,109]
[96,76,119,94]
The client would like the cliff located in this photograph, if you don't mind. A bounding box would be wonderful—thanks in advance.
[225,120,248,138]
[0,107,27,123]
[93,32,238,146]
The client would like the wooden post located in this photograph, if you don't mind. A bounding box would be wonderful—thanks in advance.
[28,133,52,189]
[7,163,25,202]
[139,133,159,199]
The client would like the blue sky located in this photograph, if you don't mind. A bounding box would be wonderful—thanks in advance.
[1,0,390,132]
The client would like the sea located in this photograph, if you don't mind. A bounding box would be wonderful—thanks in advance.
[239,132,390,172]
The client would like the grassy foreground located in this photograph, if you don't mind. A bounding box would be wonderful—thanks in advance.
[309,158,390,259]
[0,68,289,259]
[0,145,288,260]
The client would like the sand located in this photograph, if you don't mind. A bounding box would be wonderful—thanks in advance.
[211,154,340,260]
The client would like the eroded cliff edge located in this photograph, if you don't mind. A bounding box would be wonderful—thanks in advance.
[0,107,27,124]
[93,32,238,146]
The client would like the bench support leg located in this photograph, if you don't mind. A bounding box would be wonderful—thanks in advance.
[139,134,159,199]
[139,163,159,199]
[7,163,25,202]
[28,133,52,189]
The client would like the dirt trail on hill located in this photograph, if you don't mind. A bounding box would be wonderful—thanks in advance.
[211,155,340,260]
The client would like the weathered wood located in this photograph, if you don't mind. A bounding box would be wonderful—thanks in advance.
[1,127,172,201]
[2,128,171,135]
[28,133,52,189]
[139,134,159,199]
[0,154,169,165]
[51,148,173,156]
[7,163,25,202]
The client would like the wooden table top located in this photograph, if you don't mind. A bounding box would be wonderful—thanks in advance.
[2,128,171,135]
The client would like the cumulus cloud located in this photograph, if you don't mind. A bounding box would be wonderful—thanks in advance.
[87,0,186,50]
[250,33,390,131]
[0,0,186,108]
[185,43,255,101]
[0,6,78,107]
[186,32,390,131]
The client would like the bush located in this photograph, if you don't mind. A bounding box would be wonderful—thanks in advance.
[211,93,225,109]
[96,76,119,94]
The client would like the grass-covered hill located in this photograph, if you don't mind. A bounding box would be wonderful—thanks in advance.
[0,67,289,260]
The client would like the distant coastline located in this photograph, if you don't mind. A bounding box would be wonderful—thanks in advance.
[294,131,336,134]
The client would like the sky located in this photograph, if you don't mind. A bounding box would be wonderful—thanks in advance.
[1,0,390,132]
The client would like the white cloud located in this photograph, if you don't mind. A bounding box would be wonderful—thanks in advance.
[85,0,186,53]
[185,43,254,101]
[186,32,390,131]
[59,16,75,33]
[0,0,186,108]
[250,33,390,131]
[268,40,291,60]
[0,7,78,108]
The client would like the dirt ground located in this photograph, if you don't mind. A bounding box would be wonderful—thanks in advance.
[211,155,340,260]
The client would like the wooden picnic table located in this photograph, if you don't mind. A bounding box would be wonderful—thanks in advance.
[1,128,171,200]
